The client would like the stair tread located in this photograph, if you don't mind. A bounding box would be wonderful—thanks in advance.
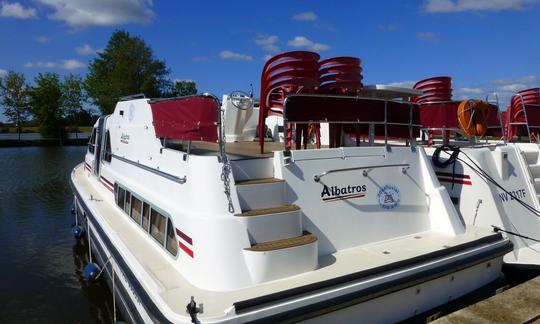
[235,204,299,217]
[235,178,285,185]
[245,232,317,251]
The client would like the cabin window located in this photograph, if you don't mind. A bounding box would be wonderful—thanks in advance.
[150,209,166,245]
[125,191,131,215]
[165,218,178,256]
[131,196,142,225]
[142,202,150,231]
[88,128,96,154]
[103,130,112,162]
[116,187,126,210]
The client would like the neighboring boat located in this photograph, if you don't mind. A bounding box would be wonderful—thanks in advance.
[389,77,540,267]
[71,88,512,323]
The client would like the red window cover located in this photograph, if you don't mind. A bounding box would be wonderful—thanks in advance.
[150,96,218,142]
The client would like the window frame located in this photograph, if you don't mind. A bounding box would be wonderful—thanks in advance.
[88,128,96,154]
[114,182,179,259]
[103,130,112,163]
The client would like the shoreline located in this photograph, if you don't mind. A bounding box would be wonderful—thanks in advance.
[0,138,89,147]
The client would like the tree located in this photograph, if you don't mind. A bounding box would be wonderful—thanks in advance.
[0,71,30,141]
[168,80,197,97]
[85,30,170,114]
[30,73,64,139]
[61,74,88,138]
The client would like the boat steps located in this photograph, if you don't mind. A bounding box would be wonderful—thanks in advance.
[235,204,299,217]
[528,164,540,178]
[235,177,285,185]
[243,231,318,284]
[235,178,287,210]
[522,150,539,164]
[234,205,302,243]
[245,231,317,251]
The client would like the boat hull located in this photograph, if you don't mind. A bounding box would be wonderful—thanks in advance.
[72,173,511,323]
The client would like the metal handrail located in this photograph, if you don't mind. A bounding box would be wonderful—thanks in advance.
[313,163,410,182]
[283,94,419,150]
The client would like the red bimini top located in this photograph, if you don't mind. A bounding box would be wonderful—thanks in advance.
[150,96,218,142]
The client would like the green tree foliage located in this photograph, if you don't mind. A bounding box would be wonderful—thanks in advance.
[30,73,64,139]
[0,71,30,141]
[62,74,90,136]
[168,80,197,97]
[85,30,170,114]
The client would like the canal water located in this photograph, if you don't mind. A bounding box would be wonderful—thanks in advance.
[0,146,114,323]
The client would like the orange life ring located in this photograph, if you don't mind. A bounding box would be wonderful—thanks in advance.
[457,99,489,137]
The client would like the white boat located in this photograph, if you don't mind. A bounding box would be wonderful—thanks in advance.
[71,90,511,323]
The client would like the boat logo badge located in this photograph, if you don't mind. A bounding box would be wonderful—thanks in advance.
[377,184,400,210]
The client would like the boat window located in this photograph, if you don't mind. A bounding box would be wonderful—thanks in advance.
[150,209,166,245]
[131,196,142,225]
[125,191,131,215]
[88,128,96,154]
[116,186,125,210]
[142,202,150,231]
[103,130,112,162]
[165,218,178,256]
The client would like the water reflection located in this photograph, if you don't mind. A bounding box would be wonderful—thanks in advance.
[0,146,113,323]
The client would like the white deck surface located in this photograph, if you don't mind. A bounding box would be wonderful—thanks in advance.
[73,163,499,319]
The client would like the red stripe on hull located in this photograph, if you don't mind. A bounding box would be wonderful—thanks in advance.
[176,228,193,245]
[100,178,114,193]
[179,241,194,258]
[438,177,472,185]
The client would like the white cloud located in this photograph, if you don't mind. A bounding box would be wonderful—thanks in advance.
[292,11,318,21]
[76,44,97,55]
[458,87,484,94]
[37,0,154,27]
[254,35,280,53]
[0,68,7,78]
[287,36,330,51]
[0,1,37,19]
[24,61,56,68]
[498,83,527,92]
[417,31,437,41]
[24,59,85,70]
[387,81,416,88]
[219,50,253,61]
[35,36,49,43]
[424,0,539,13]
[491,75,537,85]
[60,59,85,70]
[263,54,273,61]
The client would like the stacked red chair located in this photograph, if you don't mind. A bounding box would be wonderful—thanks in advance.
[413,76,452,103]
[318,57,363,147]
[258,51,320,153]
[507,88,540,140]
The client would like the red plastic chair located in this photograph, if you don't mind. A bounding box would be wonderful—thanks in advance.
[259,51,320,153]
[318,56,363,147]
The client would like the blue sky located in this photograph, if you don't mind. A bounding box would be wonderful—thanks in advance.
[0,0,539,113]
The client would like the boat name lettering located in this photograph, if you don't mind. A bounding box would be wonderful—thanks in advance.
[120,133,130,144]
[499,188,526,203]
[321,184,367,202]
[377,184,401,210]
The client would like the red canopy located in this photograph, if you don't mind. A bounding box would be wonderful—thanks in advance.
[150,96,218,142]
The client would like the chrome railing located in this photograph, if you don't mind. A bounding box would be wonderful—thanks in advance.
[313,163,410,182]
